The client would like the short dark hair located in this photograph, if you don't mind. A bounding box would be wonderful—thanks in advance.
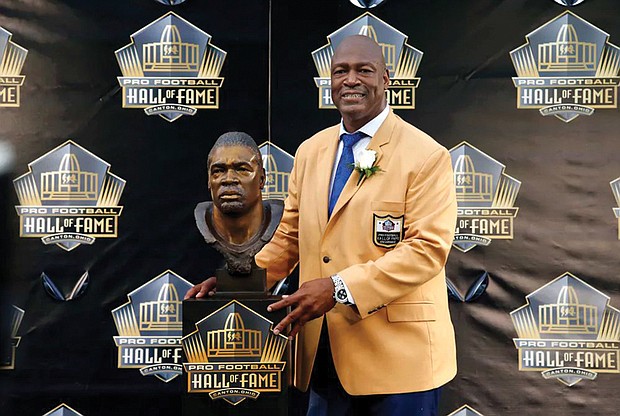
[207,131,263,167]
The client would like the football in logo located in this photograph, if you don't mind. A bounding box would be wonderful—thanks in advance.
[13,140,125,251]
[510,11,620,122]
[511,272,620,386]
[116,12,227,122]
[553,0,585,6]
[182,300,289,404]
[349,0,388,8]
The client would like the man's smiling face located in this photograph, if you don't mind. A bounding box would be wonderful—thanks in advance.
[330,35,390,132]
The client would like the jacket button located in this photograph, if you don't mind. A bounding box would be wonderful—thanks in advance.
[322,256,330,263]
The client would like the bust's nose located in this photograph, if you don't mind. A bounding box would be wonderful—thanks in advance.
[221,169,240,184]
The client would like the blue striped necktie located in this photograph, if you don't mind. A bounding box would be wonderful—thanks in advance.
[328,131,366,217]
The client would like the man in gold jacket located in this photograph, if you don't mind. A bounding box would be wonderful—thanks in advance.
[260,35,458,415]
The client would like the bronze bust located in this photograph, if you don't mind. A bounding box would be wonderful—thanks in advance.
[195,132,283,292]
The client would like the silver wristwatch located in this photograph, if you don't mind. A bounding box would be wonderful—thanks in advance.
[331,274,352,305]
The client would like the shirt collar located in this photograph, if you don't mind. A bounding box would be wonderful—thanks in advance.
[339,105,390,139]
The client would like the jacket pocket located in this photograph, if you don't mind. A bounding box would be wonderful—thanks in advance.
[371,200,405,214]
[386,301,436,322]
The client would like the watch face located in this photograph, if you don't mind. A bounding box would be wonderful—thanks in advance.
[336,289,348,302]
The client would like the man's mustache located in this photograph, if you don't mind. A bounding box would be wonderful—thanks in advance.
[218,186,245,197]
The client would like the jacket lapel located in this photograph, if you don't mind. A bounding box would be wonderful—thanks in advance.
[316,129,340,234]
[327,110,397,223]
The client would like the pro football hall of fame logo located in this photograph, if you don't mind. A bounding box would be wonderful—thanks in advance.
[116,12,226,122]
[312,12,422,109]
[511,272,620,386]
[14,140,125,251]
[258,142,294,201]
[611,176,620,239]
[0,305,24,370]
[182,300,288,405]
[112,270,193,382]
[43,404,84,416]
[0,26,27,107]
[449,142,521,252]
[511,11,620,122]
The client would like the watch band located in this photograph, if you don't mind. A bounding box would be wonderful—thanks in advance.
[331,274,352,305]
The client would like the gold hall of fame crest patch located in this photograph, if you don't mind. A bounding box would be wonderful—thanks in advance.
[611,176,620,239]
[372,213,404,248]
[13,140,125,251]
[116,12,226,122]
[511,11,620,122]
[449,142,521,253]
[182,300,288,405]
[42,404,85,416]
[511,272,620,386]
[112,270,193,383]
[312,12,423,109]
[0,26,27,107]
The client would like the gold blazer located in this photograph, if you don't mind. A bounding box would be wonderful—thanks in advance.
[256,110,457,395]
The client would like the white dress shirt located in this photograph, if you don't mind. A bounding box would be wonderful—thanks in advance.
[328,105,390,193]
[328,105,390,305]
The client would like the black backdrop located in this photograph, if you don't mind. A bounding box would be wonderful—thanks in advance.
[2,0,620,415]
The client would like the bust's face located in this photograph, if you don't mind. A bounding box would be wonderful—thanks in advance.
[208,145,264,216]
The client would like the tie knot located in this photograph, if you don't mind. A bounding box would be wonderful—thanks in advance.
[340,131,366,148]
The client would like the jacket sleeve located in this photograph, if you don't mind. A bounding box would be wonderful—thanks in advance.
[338,147,457,318]
[255,148,301,289]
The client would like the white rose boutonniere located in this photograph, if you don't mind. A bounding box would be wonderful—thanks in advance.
[351,148,382,184]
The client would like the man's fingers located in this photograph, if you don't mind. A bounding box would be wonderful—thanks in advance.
[196,285,208,298]
[288,322,303,339]
[272,309,302,336]
[272,314,293,335]
[267,295,292,313]
[184,277,217,299]
[196,284,217,298]
[184,285,199,300]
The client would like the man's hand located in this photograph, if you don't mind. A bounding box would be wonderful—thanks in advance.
[184,277,217,299]
[267,277,336,338]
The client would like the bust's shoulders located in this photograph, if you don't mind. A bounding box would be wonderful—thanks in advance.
[194,201,216,244]
[262,200,284,243]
